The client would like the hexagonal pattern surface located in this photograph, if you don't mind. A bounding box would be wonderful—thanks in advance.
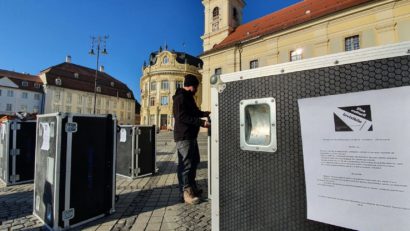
[218,56,410,230]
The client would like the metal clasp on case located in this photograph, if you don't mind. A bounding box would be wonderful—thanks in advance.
[65,122,78,133]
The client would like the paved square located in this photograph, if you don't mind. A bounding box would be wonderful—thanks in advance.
[0,132,211,231]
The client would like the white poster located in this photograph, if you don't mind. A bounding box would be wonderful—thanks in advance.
[298,86,410,231]
[120,128,127,143]
[40,122,50,151]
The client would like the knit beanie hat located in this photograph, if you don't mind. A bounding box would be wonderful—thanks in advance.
[184,74,199,87]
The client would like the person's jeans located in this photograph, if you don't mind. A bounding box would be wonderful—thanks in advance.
[176,139,200,196]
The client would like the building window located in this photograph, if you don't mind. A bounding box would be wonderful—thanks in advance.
[150,115,155,125]
[66,106,71,112]
[151,82,157,91]
[34,83,41,89]
[54,105,60,112]
[97,109,100,114]
[213,7,219,18]
[345,35,360,51]
[120,112,124,120]
[121,101,124,109]
[20,105,27,112]
[290,49,303,61]
[96,86,101,93]
[77,107,82,113]
[7,90,14,97]
[74,73,79,78]
[55,92,61,101]
[150,97,155,106]
[212,22,219,32]
[106,99,109,108]
[55,78,62,86]
[233,7,239,21]
[113,101,117,109]
[127,92,132,98]
[21,81,28,87]
[34,93,40,100]
[110,82,115,87]
[161,96,169,105]
[22,92,28,99]
[88,96,92,106]
[6,104,12,112]
[66,93,72,104]
[176,81,183,89]
[215,68,222,75]
[163,56,169,64]
[250,60,259,69]
[161,80,169,90]
[78,95,83,105]
[33,106,39,113]
[97,98,101,106]
[127,113,131,120]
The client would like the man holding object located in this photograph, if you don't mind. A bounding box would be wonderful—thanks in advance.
[173,74,210,205]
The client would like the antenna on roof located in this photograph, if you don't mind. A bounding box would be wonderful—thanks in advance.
[164,41,168,51]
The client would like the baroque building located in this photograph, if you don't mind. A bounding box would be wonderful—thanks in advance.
[200,0,410,111]
[140,47,203,130]
[39,56,136,125]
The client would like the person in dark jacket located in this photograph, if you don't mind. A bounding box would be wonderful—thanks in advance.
[173,74,210,205]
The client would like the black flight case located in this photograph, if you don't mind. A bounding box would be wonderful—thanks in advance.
[0,119,36,185]
[116,125,156,179]
[33,113,116,230]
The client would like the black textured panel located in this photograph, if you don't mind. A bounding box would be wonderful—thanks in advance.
[15,121,36,182]
[68,115,115,226]
[218,56,410,231]
[138,126,156,175]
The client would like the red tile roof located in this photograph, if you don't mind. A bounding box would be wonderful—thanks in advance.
[0,69,43,92]
[205,0,374,54]
[40,62,135,100]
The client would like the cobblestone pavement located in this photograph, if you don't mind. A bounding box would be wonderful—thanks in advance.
[0,132,211,231]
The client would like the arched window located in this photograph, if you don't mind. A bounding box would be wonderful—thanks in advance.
[213,7,219,19]
[233,7,238,21]
[163,56,169,64]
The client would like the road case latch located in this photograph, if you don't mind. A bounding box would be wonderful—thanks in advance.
[10,174,20,182]
[65,122,78,133]
[62,208,75,221]
[10,149,20,156]
[11,123,21,130]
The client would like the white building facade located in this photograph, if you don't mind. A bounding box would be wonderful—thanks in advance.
[0,70,43,116]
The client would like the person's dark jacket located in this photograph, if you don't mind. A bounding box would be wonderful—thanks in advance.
[173,88,207,141]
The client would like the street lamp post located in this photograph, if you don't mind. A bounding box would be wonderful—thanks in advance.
[89,35,108,114]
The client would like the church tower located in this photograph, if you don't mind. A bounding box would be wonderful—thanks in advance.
[201,0,245,52]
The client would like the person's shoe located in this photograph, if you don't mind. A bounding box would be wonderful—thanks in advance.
[183,187,200,205]
[193,187,203,197]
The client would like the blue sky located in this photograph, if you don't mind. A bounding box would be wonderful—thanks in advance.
[0,0,301,101]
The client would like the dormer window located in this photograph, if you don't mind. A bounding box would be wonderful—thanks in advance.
[110,82,115,87]
[74,73,79,79]
[34,83,41,89]
[96,86,101,92]
[21,81,28,87]
[55,78,62,86]
[127,92,132,98]
[163,56,169,64]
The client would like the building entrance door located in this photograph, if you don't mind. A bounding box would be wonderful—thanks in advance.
[160,114,167,130]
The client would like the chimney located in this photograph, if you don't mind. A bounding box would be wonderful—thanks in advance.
[66,55,72,63]
[99,65,105,72]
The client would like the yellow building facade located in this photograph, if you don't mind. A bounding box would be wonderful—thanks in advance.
[200,0,410,111]
[140,49,203,130]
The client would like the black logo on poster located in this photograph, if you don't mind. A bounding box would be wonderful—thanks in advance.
[334,105,373,132]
